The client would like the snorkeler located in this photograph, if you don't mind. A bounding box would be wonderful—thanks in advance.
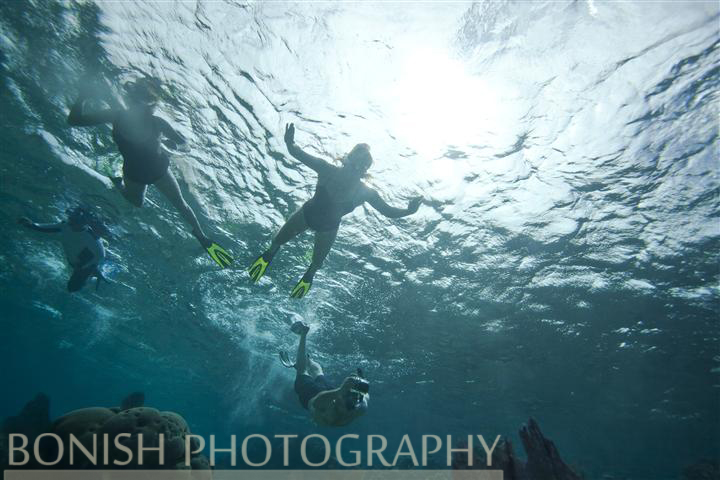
[279,321,369,427]
[67,77,233,268]
[18,207,110,292]
[249,123,422,298]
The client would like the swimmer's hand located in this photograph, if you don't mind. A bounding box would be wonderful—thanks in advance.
[163,137,188,152]
[18,217,32,228]
[406,197,422,215]
[69,75,120,125]
[284,123,295,146]
[159,118,188,152]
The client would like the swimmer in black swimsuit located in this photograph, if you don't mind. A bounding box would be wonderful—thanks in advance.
[249,123,422,298]
[67,77,233,268]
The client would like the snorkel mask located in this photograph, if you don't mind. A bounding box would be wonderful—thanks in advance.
[123,77,162,108]
[343,144,372,176]
[344,368,370,411]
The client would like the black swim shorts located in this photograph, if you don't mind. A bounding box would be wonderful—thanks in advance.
[294,374,334,409]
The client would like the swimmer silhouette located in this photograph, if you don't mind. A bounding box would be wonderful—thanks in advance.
[68,77,233,268]
[249,123,421,298]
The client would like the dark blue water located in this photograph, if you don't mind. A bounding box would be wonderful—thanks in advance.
[1,1,718,478]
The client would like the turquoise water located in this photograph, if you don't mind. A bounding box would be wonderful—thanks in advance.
[1,1,719,478]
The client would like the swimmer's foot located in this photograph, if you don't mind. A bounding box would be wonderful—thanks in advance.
[110,176,124,190]
[279,351,295,368]
[290,320,310,335]
[205,242,234,268]
[193,231,234,268]
[290,272,314,299]
[248,250,273,283]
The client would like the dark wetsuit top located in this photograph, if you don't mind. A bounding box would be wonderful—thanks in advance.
[112,113,170,185]
[302,185,361,232]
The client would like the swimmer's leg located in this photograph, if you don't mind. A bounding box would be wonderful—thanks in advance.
[154,170,210,246]
[290,228,337,298]
[250,209,308,281]
[295,327,308,375]
[307,356,323,379]
[67,264,95,292]
[268,208,308,257]
[305,228,338,280]
[292,322,323,378]
[112,176,147,208]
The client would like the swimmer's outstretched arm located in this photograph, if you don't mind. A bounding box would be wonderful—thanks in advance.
[156,117,186,149]
[283,123,333,174]
[18,218,62,233]
[67,95,116,127]
[366,191,422,219]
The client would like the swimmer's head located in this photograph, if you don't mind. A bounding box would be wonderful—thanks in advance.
[340,374,370,412]
[123,77,162,109]
[342,143,373,177]
[66,206,90,228]
[66,206,111,237]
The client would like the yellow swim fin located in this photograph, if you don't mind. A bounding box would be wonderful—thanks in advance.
[206,242,233,268]
[290,278,312,299]
[248,253,271,282]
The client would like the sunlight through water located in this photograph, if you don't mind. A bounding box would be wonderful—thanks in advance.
[0,1,718,478]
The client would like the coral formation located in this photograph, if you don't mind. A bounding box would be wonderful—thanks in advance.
[681,459,720,480]
[452,417,583,480]
[1,392,210,472]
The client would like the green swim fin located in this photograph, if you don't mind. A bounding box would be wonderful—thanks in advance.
[248,253,272,283]
[206,242,234,268]
[290,277,312,299]
[279,351,295,368]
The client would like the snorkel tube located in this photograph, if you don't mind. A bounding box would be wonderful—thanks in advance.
[344,369,370,411]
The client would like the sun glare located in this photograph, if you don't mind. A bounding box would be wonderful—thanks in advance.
[385,48,508,160]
